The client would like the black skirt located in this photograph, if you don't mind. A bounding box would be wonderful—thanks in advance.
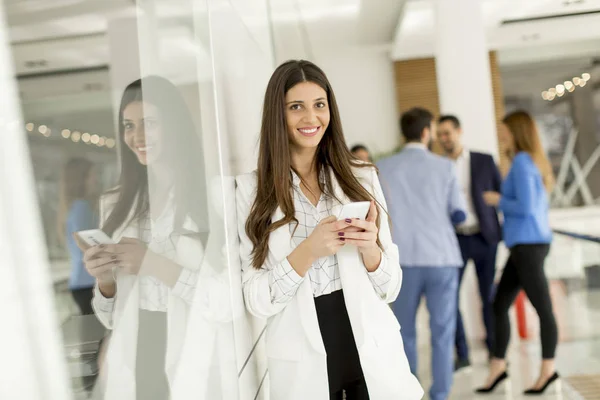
[136,309,169,400]
[314,290,369,399]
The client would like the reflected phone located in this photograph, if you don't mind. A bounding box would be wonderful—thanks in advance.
[337,201,371,221]
[74,229,115,250]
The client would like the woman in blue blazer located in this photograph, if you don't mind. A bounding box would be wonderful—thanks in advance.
[477,111,559,395]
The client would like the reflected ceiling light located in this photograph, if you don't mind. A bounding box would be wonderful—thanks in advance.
[556,84,565,93]
[25,122,34,132]
[98,137,106,147]
[91,134,100,144]
[81,132,91,143]
[71,131,81,142]
[564,81,574,89]
[557,91,565,97]
[105,138,116,149]
[568,85,576,92]
[548,87,557,94]
[582,73,591,81]
[579,80,587,87]
[573,77,581,85]
[548,92,556,101]
[43,128,51,137]
[61,129,71,139]
[541,91,549,100]
[38,125,48,135]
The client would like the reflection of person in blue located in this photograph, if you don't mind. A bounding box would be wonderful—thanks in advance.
[58,157,98,315]
[236,60,422,400]
[80,76,208,400]
[377,107,466,400]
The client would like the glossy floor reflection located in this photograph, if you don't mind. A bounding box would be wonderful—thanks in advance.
[414,287,600,399]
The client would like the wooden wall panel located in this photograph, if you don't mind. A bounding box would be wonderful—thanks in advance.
[394,52,506,164]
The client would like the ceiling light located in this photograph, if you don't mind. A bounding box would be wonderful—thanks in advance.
[61,129,71,139]
[568,85,576,92]
[565,81,574,89]
[556,84,565,93]
[81,133,91,143]
[548,93,556,101]
[71,131,81,142]
[548,87,557,94]
[573,77,581,85]
[105,138,116,149]
[43,128,51,137]
[91,134,100,144]
[98,137,106,147]
[579,80,587,87]
[557,91,565,97]
[38,125,47,135]
[582,73,591,81]
[541,91,549,100]
[25,123,34,132]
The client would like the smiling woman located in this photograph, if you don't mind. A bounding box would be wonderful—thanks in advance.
[80,76,210,400]
[236,60,423,400]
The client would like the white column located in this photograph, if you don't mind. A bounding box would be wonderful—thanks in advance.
[435,0,498,345]
[434,0,499,158]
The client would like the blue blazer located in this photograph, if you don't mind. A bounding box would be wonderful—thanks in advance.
[469,151,502,244]
[377,145,466,267]
[499,152,552,248]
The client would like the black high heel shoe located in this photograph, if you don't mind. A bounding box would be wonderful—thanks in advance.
[523,372,560,395]
[475,371,509,393]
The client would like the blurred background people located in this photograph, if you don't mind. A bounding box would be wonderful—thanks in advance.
[58,157,99,315]
[478,111,558,395]
[82,76,208,400]
[438,115,502,369]
[350,144,372,162]
[377,107,466,400]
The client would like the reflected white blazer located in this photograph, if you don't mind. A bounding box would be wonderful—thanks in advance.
[236,166,424,400]
[93,190,235,400]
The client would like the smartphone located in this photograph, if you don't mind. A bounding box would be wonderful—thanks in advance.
[75,229,115,249]
[337,201,371,220]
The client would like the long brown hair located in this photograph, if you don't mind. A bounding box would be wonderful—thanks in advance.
[57,158,96,241]
[102,76,208,237]
[503,110,555,191]
[246,60,380,269]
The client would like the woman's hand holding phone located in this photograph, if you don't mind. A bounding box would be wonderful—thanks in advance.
[340,201,382,271]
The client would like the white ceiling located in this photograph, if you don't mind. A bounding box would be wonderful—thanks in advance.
[393,0,600,62]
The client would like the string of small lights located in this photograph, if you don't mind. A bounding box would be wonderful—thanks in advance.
[25,122,116,149]
[541,73,591,102]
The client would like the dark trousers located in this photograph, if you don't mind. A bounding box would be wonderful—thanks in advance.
[493,244,557,359]
[71,287,95,315]
[455,234,497,360]
[136,310,169,400]
[314,290,369,400]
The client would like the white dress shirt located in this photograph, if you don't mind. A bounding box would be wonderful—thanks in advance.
[454,149,479,230]
[268,171,392,301]
[94,193,199,313]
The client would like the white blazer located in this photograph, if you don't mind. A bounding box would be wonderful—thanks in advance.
[236,166,424,400]
[93,190,234,400]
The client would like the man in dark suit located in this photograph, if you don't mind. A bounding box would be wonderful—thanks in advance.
[438,115,502,371]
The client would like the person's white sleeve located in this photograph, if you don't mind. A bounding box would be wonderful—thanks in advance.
[92,284,115,329]
[366,255,392,299]
[368,168,402,303]
[236,174,305,319]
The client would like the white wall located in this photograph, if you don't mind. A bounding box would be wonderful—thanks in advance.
[315,47,401,157]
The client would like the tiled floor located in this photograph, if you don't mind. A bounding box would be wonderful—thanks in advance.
[413,287,600,400]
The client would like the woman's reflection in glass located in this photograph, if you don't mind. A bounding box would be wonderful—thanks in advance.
[83,76,209,400]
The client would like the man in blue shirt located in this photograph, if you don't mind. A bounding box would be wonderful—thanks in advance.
[378,107,466,400]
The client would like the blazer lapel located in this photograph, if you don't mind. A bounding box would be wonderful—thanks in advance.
[329,170,366,348]
[268,206,326,355]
